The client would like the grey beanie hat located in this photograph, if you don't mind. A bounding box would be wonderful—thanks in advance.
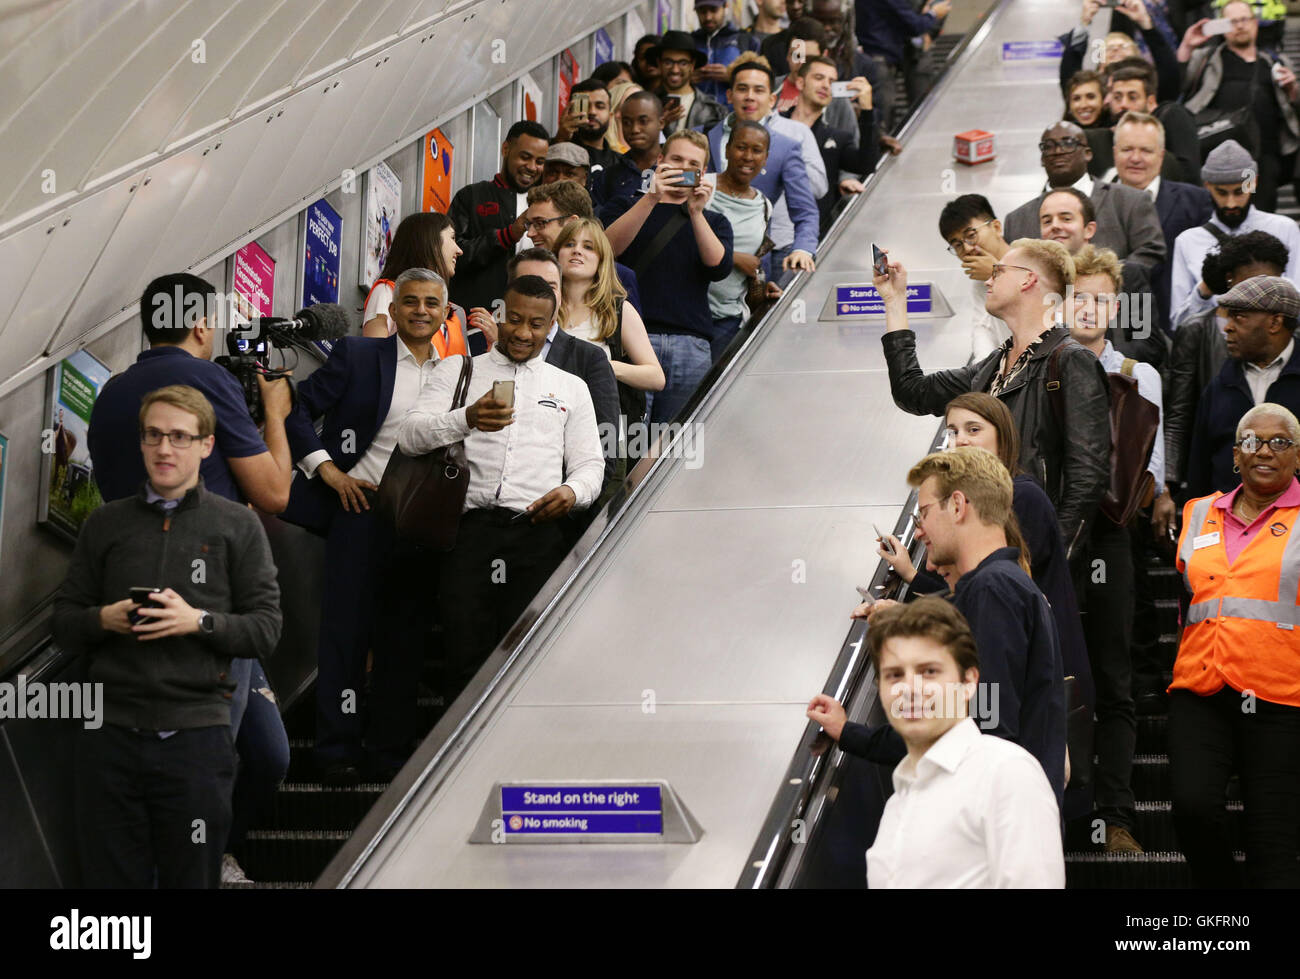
[1201,139,1258,185]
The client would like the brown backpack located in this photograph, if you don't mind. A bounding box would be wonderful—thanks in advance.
[1047,345,1158,528]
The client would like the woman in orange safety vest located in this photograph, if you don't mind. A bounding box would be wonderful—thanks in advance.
[1170,402,1300,888]
[362,212,485,356]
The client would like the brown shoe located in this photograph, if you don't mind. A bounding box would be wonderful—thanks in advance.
[1105,825,1144,854]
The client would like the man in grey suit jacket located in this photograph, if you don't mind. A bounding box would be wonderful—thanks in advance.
[1003,122,1166,269]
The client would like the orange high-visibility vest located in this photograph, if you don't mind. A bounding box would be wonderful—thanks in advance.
[365,278,468,358]
[1174,492,1300,706]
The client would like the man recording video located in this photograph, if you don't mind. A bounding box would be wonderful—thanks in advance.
[89,273,294,512]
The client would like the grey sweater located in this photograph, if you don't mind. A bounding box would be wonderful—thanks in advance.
[53,482,282,730]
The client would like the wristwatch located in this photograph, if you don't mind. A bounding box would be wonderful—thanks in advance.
[197,611,215,635]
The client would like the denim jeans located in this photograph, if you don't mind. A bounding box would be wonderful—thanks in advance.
[710,315,744,364]
[228,659,289,855]
[645,333,713,425]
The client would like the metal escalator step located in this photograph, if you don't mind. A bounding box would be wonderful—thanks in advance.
[239,829,351,884]
[1135,715,1167,754]
[1066,850,1192,888]
[220,880,314,889]
[269,782,388,830]
[1131,753,1171,799]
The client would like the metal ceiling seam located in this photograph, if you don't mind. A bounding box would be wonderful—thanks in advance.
[79,0,245,198]
[2,0,639,396]
[0,0,187,218]
[155,0,293,151]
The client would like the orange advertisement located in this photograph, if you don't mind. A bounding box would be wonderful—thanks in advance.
[422,127,454,213]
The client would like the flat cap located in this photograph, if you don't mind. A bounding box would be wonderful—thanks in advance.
[545,142,589,168]
[1218,275,1300,318]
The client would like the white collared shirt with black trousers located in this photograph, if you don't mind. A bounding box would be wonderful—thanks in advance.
[283,334,440,773]
[52,482,282,888]
[400,347,604,684]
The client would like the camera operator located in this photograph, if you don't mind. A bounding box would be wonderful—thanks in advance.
[56,385,282,888]
[87,271,293,883]
[89,273,294,511]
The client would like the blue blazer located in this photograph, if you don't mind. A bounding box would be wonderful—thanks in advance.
[1154,179,1213,329]
[283,335,398,532]
[705,120,820,255]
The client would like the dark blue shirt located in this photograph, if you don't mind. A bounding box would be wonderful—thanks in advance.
[595,151,653,221]
[840,546,1067,810]
[855,0,942,66]
[88,346,267,504]
[615,262,642,316]
[602,199,734,341]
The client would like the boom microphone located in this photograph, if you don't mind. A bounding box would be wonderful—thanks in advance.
[249,303,351,342]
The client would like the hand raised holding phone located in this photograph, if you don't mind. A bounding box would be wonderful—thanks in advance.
[466,387,515,432]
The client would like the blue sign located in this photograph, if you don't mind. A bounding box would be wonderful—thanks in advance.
[834,283,933,316]
[501,785,663,835]
[302,197,342,308]
[594,28,614,67]
[1001,40,1064,61]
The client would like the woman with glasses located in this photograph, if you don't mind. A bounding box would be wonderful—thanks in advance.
[553,218,664,436]
[1170,402,1300,887]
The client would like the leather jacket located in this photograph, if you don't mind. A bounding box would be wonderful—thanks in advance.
[1164,308,1228,486]
[882,326,1112,558]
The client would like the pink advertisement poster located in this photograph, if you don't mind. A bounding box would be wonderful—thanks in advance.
[233,241,275,318]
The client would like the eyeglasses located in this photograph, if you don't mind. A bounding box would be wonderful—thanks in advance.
[1235,434,1297,454]
[1038,137,1084,154]
[141,428,201,448]
[989,263,1036,281]
[659,56,696,68]
[945,219,995,255]
[913,495,951,524]
[524,215,567,231]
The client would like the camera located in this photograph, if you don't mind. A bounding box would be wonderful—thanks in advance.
[216,303,348,424]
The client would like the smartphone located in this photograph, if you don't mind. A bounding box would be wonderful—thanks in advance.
[1273,61,1287,83]
[678,169,699,187]
[664,94,682,108]
[830,81,855,98]
[128,587,162,625]
[571,93,590,115]
[492,379,515,408]
[873,524,896,555]
[855,586,877,604]
[1203,18,1233,36]
[872,243,889,276]
[511,510,533,524]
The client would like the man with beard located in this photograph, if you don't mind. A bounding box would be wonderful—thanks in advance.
[448,120,549,310]
[652,31,726,136]
[1168,139,1300,330]
[1002,120,1165,269]
[553,79,622,186]
[1178,0,1300,213]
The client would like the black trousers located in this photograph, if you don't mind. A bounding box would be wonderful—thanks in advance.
[75,723,234,888]
[1169,687,1300,888]
[1082,520,1137,829]
[438,509,568,689]
[366,537,439,769]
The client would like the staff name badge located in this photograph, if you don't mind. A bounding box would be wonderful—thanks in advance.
[1193,532,1221,550]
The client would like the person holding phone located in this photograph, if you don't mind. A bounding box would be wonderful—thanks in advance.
[553,79,623,182]
[54,385,282,888]
[603,130,735,424]
[651,31,726,136]
[399,276,605,689]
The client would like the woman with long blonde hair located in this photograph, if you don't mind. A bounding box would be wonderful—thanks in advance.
[554,219,664,425]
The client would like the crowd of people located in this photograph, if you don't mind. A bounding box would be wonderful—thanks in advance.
[44,0,1300,890]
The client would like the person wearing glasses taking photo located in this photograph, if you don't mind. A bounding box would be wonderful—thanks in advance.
[1170,399,1300,887]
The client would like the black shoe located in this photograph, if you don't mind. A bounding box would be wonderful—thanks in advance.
[319,761,361,787]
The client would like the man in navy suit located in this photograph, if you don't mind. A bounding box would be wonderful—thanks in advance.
[1106,111,1213,333]
[283,268,449,784]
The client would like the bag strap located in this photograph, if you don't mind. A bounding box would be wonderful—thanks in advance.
[1201,219,1230,245]
[630,206,689,278]
[1121,357,1137,377]
[451,354,474,410]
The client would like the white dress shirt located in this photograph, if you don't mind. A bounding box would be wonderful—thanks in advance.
[1099,339,1166,491]
[540,321,559,361]
[1169,206,1300,330]
[1044,172,1094,197]
[397,346,604,511]
[1244,337,1295,405]
[1101,170,1160,202]
[866,718,1065,889]
[298,335,439,485]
